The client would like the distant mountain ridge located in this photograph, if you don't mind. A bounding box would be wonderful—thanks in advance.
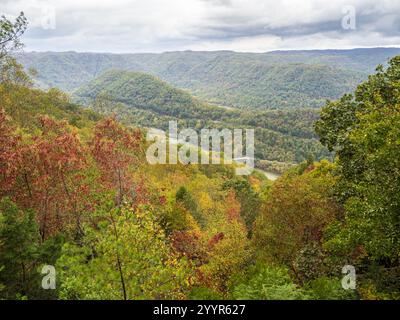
[16,47,400,109]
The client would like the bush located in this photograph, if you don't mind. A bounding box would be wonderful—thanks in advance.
[232,264,311,300]
[306,277,356,300]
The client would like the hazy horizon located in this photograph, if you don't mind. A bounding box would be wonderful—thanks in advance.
[20,46,400,56]
[3,0,400,53]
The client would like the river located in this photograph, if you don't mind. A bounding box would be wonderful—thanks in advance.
[255,168,280,181]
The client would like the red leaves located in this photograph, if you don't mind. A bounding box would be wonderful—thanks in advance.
[133,179,150,206]
[0,108,153,242]
[171,231,207,264]
[224,190,241,222]
[171,230,226,265]
[1,110,146,240]
[207,232,225,249]
[7,115,90,240]
[159,195,167,205]
[34,116,86,175]
[0,109,21,194]
[91,116,140,169]
[91,116,141,204]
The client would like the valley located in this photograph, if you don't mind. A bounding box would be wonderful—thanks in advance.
[15,48,400,167]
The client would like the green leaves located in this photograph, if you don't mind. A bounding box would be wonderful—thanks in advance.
[316,56,400,287]
[57,204,194,300]
[0,12,27,59]
[232,264,311,300]
[0,198,38,299]
[306,276,356,300]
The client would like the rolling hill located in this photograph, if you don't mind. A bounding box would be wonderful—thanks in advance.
[75,69,225,121]
[74,69,331,164]
[16,48,400,109]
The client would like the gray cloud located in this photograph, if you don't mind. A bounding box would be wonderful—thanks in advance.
[1,0,399,52]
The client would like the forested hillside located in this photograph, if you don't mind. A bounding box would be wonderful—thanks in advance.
[75,69,331,164]
[75,69,221,121]
[17,48,400,109]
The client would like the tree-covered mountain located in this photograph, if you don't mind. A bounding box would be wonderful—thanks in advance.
[16,48,400,109]
[74,69,331,164]
[75,69,224,121]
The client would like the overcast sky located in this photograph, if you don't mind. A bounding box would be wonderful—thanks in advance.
[2,0,400,53]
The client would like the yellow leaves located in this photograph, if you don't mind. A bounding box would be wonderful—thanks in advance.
[252,163,340,264]
[198,192,213,212]
[185,213,202,233]
[248,175,262,192]
[357,282,398,300]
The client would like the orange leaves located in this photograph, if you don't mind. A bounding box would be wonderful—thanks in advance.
[224,190,241,222]
[91,116,140,169]
[252,169,340,265]
[34,116,86,174]
[4,115,91,240]
[91,116,142,204]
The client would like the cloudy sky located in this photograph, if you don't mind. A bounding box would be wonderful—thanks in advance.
[2,0,400,53]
